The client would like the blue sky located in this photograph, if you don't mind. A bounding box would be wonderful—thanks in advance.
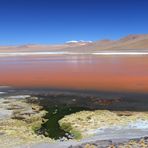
[0,0,148,45]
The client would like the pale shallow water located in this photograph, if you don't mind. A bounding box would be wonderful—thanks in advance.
[0,92,6,94]
[86,120,148,135]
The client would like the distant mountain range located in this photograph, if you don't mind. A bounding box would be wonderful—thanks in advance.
[0,34,148,53]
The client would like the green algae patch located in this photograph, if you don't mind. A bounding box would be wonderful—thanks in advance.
[70,129,82,140]
[40,106,88,139]
[59,122,82,139]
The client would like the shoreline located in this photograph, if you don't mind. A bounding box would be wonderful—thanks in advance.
[1,51,148,57]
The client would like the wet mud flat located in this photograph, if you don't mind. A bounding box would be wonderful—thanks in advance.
[18,88,148,111]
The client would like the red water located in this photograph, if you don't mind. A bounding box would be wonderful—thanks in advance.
[0,55,148,93]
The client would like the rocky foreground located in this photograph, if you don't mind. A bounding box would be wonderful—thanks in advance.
[0,94,148,148]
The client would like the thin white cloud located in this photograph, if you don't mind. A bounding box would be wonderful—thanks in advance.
[66,40,92,43]
[66,40,79,43]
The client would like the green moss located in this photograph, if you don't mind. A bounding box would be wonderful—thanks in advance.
[60,122,82,139]
[60,122,73,132]
[70,129,82,140]
[32,124,41,132]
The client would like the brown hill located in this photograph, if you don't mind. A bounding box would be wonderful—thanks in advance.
[0,34,148,53]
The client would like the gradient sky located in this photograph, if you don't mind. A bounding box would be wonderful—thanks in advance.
[0,0,148,45]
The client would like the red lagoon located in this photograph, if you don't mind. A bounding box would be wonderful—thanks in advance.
[0,55,148,93]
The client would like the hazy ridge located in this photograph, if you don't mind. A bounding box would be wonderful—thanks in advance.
[0,34,148,53]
